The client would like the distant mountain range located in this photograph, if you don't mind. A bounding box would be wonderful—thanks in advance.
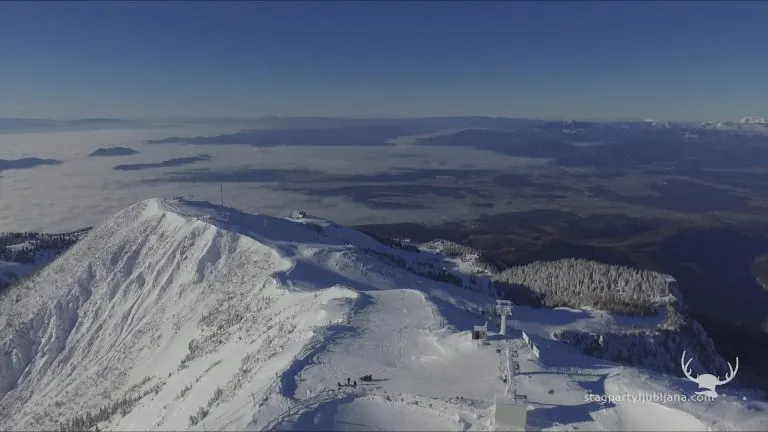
[3,115,766,141]
[414,118,768,169]
[701,117,768,135]
[0,157,62,171]
[88,147,139,157]
[0,118,144,133]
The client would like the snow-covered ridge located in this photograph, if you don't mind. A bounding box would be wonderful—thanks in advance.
[1,199,296,427]
[700,117,768,134]
[643,118,672,128]
[0,198,765,431]
[739,117,767,125]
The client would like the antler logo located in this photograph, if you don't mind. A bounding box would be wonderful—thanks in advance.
[681,351,738,399]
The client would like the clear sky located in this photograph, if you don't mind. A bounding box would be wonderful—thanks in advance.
[1,1,766,121]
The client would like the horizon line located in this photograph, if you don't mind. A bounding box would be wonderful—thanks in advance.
[0,114,720,125]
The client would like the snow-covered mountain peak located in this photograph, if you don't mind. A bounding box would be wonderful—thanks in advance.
[700,117,768,135]
[644,118,672,128]
[0,198,765,431]
[740,116,767,125]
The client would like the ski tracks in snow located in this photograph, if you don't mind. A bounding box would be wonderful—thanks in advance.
[277,289,373,399]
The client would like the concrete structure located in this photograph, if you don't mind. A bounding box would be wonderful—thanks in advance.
[493,395,528,431]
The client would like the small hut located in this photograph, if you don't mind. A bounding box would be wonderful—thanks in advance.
[493,395,528,431]
[472,322,489,341]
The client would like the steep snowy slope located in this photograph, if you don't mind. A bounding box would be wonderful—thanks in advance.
[0,198,765,431]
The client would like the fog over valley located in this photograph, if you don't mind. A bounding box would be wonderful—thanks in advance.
[0,124,553,232]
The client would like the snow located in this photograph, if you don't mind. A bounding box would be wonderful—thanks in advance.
[700,118,768,135]
[0,198,765,431]
[739,117,767,125]
[5,241,35,251]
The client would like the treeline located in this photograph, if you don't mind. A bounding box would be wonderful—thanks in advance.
[424,240,500,274]
[0,229,90,264]
[58,394,136,432]
[358,229,421,253]
[495,258,673,316]
[553,307,732,382]
[350,242,486,293]
[357,233,675,317]
[419,239,673,317]
[58,377,163,432]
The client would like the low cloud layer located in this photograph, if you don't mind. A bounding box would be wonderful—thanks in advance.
[0,127,548,232]
[0,157,62,171]
[89,147,139,157]
[114,154,211,171]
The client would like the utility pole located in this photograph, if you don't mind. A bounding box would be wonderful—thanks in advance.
[220,182,224,206]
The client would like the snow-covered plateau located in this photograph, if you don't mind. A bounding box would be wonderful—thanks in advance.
[0,198,765,431]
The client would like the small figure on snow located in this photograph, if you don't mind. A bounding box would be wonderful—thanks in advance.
[347,377,351,385]
[353,380,357,388]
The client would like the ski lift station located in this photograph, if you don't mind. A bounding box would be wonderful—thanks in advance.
[472,322,488,341]
[493,395,528,431]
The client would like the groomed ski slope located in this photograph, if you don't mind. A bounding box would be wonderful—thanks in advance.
[0,198,765,431]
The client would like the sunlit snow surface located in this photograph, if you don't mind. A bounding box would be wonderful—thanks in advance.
[0,198,765,431]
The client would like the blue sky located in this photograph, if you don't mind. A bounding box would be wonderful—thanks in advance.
[1,1,766,121]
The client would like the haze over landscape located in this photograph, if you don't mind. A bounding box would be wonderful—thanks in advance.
[1,2,768,431]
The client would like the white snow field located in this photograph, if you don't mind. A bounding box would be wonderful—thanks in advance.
[0,198,765,431]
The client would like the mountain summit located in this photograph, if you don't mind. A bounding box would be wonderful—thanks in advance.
[0,198,764,431]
